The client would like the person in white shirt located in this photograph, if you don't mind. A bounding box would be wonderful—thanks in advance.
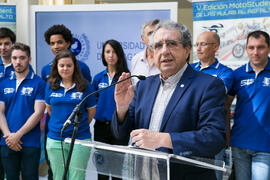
[131,19,160,85]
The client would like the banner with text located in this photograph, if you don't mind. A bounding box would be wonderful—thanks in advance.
[193,0,270,69]
[0,4,16,32]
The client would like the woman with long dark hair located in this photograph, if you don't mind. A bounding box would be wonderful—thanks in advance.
[93,39,129,180]
[45,50,96,180]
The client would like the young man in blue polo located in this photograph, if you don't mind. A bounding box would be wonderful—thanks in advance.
[0,26,16,180]
[0,27,16,81]
[228,30,270,180]
[42,24,92,82]
[0,43,46,180]
[191,31,233,180]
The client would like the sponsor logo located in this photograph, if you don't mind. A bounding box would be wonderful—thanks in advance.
[50,93,63,98]
[93,151,105,166]
[70,92,83,100]
[21,87,33,96]
[71,33,90,62]
[262,77,270,87]
[240,79,254,86]
[203,24,224,33]
[4,88,14,94]
[98,82,108,89]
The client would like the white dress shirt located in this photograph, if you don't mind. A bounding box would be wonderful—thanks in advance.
[131,49,160,86]
[149,63,188,132]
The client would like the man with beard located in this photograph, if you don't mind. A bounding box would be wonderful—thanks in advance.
[0,43,46,180]
[228,30,270,180]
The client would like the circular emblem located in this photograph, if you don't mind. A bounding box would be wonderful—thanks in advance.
[70,33,90,62]
[95,152,104,165]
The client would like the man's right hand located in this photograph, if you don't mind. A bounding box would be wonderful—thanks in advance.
[114,72,134,122]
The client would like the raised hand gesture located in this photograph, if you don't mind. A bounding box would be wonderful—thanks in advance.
[114,72,134,122]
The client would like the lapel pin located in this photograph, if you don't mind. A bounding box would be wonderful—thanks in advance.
[180,84,184,88]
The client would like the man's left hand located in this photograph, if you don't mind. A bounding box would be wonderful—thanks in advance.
[4,132,23,149]
[130,129,161,150]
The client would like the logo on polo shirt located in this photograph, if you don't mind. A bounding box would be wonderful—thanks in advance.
[50,93,63,98]
[21,87,33,96]
[263,77,270,87]
[71,92,83,100]
[4,88,15,94]
[0,72,3,78]
[240,79,254,86]
[98,82,108,89]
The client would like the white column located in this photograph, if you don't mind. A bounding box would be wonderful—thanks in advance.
[7,0,38,45]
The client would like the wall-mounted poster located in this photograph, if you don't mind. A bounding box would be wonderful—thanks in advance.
[30,2,178,77]
[193,0,270,69]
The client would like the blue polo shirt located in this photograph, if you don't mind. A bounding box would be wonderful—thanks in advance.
[0,70,46,148]
[45,82,96,140]
[41,60,92,82]
[191,59,233,93]
[0,56,14,81]
[228,59,270,152]
[93,69,117,122]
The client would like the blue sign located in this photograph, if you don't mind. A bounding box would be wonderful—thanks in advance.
[0,5,16,22]
[193,0,270,21]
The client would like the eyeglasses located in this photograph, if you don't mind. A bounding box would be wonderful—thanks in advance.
[152,40,182,51]
[194,42,216,48]
[147,31,154,37]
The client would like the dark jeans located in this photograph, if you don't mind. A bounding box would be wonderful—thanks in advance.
[1,146,40,180]
[0,146,4,180]
[94,120,129,180]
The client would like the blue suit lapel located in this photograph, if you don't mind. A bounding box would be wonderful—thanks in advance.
[159,65,195,131]
[143,76,161,128]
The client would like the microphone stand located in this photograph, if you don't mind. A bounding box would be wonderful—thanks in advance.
[62,112,82,180]
[62,75,145,180]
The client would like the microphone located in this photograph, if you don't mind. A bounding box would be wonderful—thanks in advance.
[61,105,80,133]
[61,74,146,132]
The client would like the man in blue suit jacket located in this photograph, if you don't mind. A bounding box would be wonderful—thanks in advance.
[111,20,226,180]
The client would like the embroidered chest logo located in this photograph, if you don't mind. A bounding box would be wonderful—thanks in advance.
[21,87,33,96]
[50,93,63,98]
[98,82,108,89]
[4,88,15,94]
[71,92,83,100]
[0,72,3,78]
[240,79,254,86]
[262,77,270,87]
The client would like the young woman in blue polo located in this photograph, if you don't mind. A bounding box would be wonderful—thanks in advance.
[45,50,96,180]
[93,39,129,180]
